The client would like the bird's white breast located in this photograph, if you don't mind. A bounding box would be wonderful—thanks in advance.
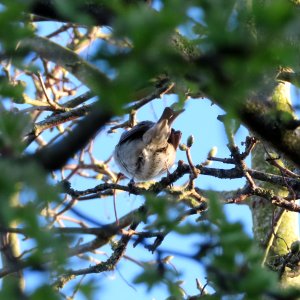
[114,140,176,181]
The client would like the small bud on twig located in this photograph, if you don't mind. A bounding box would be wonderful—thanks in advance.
[291,241,300,254]
[179,143,188,151]
[208,146,218,159]
[187,135,194,148]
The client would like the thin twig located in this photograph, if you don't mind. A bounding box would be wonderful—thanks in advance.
[36,72,66,111]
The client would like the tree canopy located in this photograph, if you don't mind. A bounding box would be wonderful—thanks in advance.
[1,0,300,299]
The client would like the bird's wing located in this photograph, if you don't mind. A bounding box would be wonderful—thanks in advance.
[118,121,154,144]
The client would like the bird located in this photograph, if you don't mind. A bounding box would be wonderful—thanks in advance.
[114,107,183,181]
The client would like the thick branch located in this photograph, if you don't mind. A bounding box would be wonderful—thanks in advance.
[239,99,300,168]
[28,0,151,26]
[31,107,112,171]
[19,36,110,92]
[65,162,300,206]
[24,104,93,145]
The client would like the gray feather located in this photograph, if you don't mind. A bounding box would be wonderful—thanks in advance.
[118,121,154,145]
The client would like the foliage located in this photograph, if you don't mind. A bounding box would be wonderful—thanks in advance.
[1,0,300,299]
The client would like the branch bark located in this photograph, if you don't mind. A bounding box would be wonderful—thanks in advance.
[31,106,112,171]
[28,0,151,26]
[249,79,300,286]
[19,35,110,92]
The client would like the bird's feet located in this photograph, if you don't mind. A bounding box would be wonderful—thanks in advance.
[128,178,136,194]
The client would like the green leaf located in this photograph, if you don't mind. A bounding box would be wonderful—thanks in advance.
[0,111,30,154]
[134,265,164,291]
[31,285,60,300]
[206,192,226,224]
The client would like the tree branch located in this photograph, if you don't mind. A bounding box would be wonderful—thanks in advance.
[239,98,300,168]
[24,104,93,145]
[31,107,112,171]
[28,0,151,26]
[19,35,110,92]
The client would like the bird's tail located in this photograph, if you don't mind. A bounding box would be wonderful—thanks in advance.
[158,107,184,126]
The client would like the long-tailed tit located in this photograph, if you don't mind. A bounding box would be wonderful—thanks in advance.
[114,107,183,181]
